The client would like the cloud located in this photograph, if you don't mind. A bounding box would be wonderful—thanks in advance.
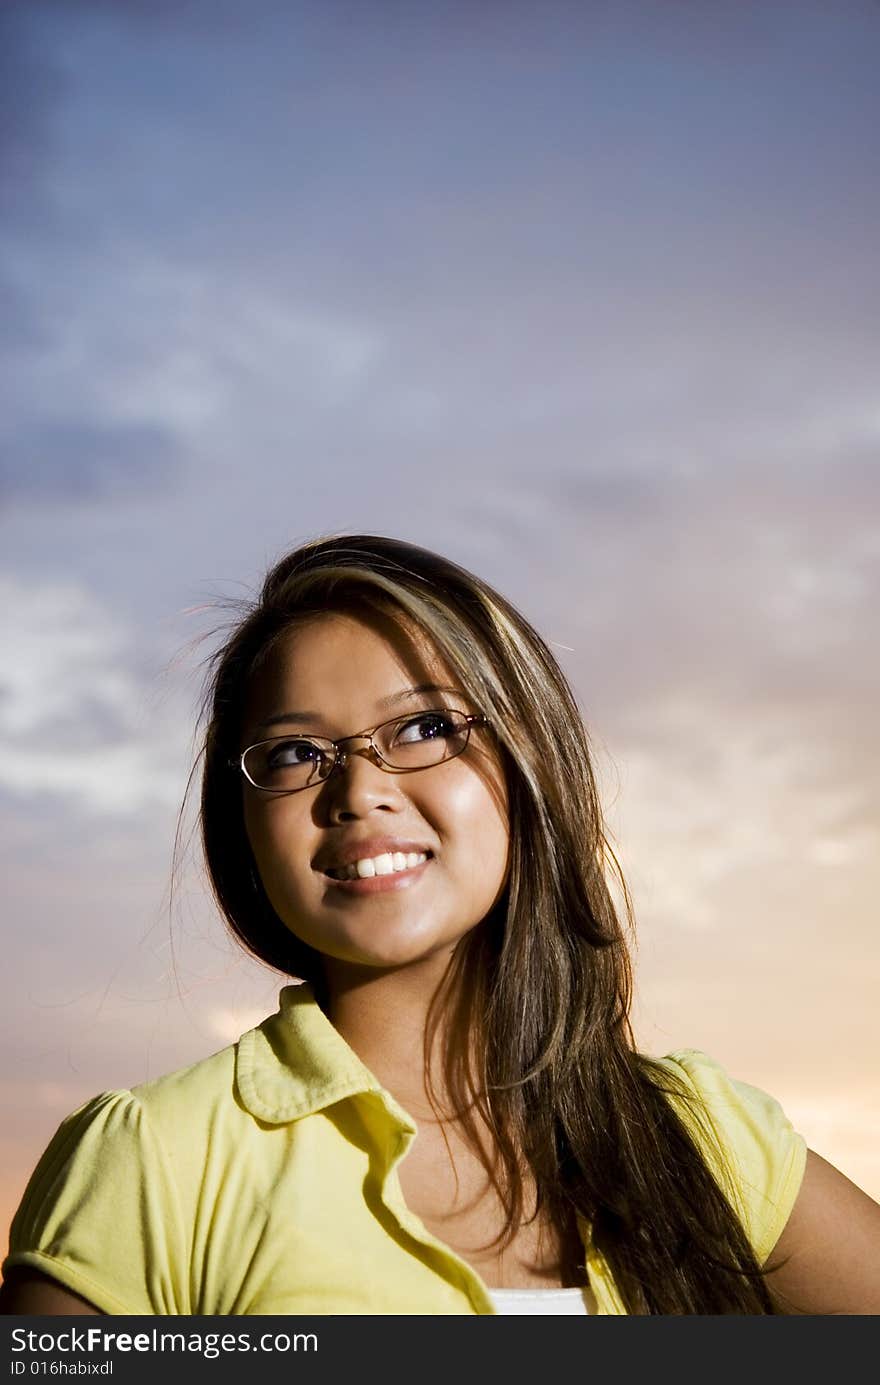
[603,695,879,923]
[448,447,879,1025]
[0,575,194,815]
[0,419,178,503]
[0,240,385,511]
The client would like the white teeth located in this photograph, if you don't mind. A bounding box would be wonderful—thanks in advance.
[328,851,429,881]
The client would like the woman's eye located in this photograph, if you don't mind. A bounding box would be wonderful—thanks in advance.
[395,712,455,744]
[267,738,323,767]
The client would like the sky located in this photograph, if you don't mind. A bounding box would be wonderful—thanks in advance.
[1,0,878,1256]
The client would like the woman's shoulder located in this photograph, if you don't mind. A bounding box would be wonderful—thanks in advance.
[645,1046,808,1263]
[647,1045,761,1101]
[130,1038,240,1121]
[5,1031,268,1285]
[647,1046,800,1130]
[29,987,326,1178]
[645,1045,806,1162]
[16,1041,241,1183]
[32,1022,269,1179]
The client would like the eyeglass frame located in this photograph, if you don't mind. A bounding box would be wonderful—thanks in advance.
[229,709,492,795]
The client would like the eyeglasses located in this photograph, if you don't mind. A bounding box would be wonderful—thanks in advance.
[231,708,490,794]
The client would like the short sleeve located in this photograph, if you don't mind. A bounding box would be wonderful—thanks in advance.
[656,1049,808,1264]
[2,1090,190,1315]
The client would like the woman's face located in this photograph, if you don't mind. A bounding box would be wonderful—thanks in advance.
[241,609,510,981]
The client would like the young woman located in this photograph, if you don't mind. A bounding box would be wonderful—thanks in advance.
[2,534,879,1315]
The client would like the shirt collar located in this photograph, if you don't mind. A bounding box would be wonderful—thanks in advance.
[235,982,416,1132]
[237,985,603,1270]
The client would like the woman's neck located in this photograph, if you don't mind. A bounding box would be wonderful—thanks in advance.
[321,958,464,1120]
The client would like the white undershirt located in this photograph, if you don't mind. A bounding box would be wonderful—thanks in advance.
[489,1286,592,1315]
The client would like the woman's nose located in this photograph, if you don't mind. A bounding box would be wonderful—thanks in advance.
[324,738,401,817]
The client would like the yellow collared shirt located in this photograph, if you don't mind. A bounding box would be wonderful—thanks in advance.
[4,985,806,1314]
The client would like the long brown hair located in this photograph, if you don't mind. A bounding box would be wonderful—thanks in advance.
[192,532,775,1313]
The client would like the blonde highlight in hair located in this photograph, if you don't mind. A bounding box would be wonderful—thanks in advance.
[192,532,776,1313]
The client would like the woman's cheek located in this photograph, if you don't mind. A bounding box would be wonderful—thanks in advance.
[243,821,299,920]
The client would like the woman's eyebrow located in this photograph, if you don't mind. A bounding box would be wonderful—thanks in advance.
[254,683,464,732]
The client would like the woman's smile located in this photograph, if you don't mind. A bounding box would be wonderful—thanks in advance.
[315,833,435,891]
[322,853,432,893]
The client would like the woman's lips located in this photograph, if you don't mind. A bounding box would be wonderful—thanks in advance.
[322,857,432,894]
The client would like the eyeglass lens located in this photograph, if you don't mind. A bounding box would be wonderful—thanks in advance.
[242,710,472,791]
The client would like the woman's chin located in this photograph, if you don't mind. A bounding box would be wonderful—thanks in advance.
[305,925,465,975]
